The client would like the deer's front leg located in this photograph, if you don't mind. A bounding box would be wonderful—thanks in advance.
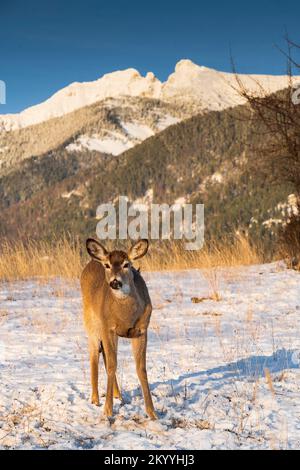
[102,331,118,417]
[102,338,122,400]
[89,338,100,406]
[131,332,157,420]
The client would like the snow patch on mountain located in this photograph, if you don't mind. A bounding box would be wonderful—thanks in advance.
[66,134,134,156]
[66,118,170,156]
[157,114,180,130]
[121,122,154,140]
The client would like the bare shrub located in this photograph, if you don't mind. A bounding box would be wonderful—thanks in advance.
[233,37,300,264]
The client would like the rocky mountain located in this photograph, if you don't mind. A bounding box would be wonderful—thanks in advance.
[0,60,294,131]
[0,96,184,173]
[0,61,297,248]
[0,59,295,176]
[0,91,294,248]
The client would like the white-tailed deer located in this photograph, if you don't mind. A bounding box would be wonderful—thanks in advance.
[81,238,157,420]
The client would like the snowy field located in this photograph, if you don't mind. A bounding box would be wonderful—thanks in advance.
[0,262,300,450]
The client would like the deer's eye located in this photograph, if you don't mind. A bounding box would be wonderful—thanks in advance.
[104,263,110,269]
[123,262,129,269]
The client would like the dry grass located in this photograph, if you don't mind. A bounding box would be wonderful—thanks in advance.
[0,234,264,282]
[0,237,82,282]
[142,234,264,271]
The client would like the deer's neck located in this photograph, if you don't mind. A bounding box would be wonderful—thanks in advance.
[110,281,141,308]
[108,279,144,324]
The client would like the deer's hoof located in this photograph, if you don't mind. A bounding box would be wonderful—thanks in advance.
[147,409,158,420]
[104,405,113,417]
[91,395,100,406]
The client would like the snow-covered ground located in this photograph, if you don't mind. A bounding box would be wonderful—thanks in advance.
[0,263,300,450]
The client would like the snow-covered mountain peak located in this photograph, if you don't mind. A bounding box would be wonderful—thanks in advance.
[0,68,162,131]
[0,59,296,131]
[174,58,208,73]
[161,59,296,111]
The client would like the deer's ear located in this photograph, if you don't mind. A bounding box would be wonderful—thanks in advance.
[128,239,149,261]
[86,238,108,262]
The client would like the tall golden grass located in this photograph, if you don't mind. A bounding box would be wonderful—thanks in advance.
[0,237,82,282]
[0,235,265,282]
[142,235,264,271]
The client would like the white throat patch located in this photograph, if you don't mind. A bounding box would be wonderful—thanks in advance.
[112,283,131,299]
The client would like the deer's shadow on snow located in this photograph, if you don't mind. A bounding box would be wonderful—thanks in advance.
[131,348,299,403]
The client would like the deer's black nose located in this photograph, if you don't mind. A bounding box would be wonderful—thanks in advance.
[110,279,122,290]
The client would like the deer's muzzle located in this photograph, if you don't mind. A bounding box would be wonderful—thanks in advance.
[110,279,123,290]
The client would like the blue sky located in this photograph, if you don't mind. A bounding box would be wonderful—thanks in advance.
[0,0,300,113]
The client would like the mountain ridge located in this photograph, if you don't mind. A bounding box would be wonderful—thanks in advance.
[0,93,293,247]
[0,59,296,131]
[0,96,185,173]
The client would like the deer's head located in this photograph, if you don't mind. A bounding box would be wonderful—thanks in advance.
[86,239,149,298]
